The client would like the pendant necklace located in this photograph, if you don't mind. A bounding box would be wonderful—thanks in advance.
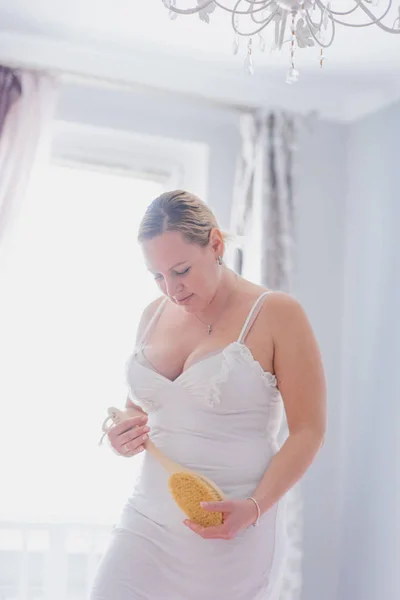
[193,275,238,335]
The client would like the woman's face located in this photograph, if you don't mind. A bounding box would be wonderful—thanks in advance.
[142,230,223,312]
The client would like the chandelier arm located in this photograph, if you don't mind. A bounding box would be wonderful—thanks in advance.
[166,1,216,15]
[239,0,274,4]
[250,12,271,24]
[313,0,400,32]
[305,11,336,47]
[214,0,272,16]
[250,2,276,24]
[306,9,323,29]
[234,0,274,5]
[329,0,397,29]
[315,0,363,17]
[231,7,280,35]
[166,0,276,31]
[358,0,400,32]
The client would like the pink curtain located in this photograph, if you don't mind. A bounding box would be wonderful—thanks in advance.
[0,66,22,136]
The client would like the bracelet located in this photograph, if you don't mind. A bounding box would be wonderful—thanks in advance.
[246,496,261,527]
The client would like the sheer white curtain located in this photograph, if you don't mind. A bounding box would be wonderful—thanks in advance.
[230,110,302,600]
[0,69,57,259]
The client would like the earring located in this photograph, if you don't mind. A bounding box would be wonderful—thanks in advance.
[217,256,223,266]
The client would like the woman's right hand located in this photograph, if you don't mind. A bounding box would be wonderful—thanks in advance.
[107,413,150,458]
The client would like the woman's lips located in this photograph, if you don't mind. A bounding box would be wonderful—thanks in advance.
[175,293,193,305]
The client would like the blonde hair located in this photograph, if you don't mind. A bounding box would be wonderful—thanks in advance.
[138,190,221,247]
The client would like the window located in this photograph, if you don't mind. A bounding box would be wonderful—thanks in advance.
[0,119,209,599]
[0,162,166,524]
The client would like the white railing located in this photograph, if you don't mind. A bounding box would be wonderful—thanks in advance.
[0,521,113,600]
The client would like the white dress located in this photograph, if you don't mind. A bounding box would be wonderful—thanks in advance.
[91,292,288,600]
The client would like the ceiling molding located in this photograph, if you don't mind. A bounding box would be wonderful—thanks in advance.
[0,30,399,123]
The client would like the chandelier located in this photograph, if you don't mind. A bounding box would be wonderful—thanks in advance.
[162,1,400,83]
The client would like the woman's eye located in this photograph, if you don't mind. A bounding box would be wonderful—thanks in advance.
[176,267,191,276]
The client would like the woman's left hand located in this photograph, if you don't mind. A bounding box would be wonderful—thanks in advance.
[184,498,258,540]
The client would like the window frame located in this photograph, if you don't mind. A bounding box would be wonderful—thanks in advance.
[51,120,209,199]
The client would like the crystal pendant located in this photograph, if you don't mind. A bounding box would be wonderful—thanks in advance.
[244,54,254,75]
[233,33,239,55]
[286,66,299,84]
[244,38,254,75]
[270,40,279,53]
[259,34,266,52]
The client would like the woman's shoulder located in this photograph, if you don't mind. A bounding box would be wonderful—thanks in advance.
[239,279,307,329]
[143,295,166,319]
[257,289,312,341]
[240,276,299,303]
[135,296,166,343]
[263,289,302,310]
[239,279,296,308]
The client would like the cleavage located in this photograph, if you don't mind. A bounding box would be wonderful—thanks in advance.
[139,342,227,382]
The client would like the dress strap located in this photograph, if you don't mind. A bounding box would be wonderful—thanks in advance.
[237,291,271,344]
[137,297,168,349]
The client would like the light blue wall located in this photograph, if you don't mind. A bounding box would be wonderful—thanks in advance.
[296,120,348,600]
[338,100,400,600]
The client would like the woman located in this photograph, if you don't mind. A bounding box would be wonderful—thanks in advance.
[91,190,326,600]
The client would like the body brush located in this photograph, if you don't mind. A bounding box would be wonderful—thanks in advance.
[101,406,224,527]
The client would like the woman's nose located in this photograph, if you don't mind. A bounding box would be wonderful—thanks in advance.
[164,278,183,298]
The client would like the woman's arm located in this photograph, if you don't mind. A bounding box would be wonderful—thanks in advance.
[105,296,165,456]
[125,295,165,413]
[184,292,327,539]
[251,292,327,514]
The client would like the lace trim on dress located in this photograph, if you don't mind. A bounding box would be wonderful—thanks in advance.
[200,342,280,408]
[206,351,231,407]
[233,343,280,398]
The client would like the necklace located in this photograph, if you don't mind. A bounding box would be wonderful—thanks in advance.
[193,274,239,335]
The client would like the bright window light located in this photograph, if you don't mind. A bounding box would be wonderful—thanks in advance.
[0,163,164,524]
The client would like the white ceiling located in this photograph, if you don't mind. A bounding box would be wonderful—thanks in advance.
[1,0,400,121]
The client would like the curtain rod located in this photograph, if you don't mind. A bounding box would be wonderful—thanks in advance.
[2,56,258,115]
[2,52,316,124]
[58,68,316,124]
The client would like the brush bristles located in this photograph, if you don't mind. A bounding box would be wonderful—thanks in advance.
[168,472,224,527]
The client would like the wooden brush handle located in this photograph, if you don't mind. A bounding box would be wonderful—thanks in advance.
[103,406,226,503]
[104,406,186,475]
[145,440,185,475]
